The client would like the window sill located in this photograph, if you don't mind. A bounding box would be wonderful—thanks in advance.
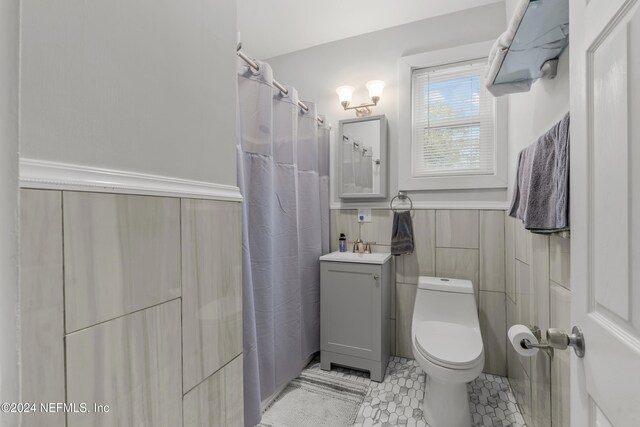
[400,173,508,191]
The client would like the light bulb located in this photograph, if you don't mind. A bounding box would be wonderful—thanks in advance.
[336,85,354,108]
[366,80,385,103]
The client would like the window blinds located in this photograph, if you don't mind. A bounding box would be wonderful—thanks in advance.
[411,60,496,178]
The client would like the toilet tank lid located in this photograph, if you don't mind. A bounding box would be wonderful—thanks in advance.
[418,276,473,294]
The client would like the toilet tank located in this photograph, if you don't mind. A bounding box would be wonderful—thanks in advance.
[414,276,478,326]
[418,276,474,294]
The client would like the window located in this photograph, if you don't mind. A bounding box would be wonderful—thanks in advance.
[398,41,507,191]
[411,60,495,178]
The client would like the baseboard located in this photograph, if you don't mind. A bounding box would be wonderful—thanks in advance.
[20,158,242,201]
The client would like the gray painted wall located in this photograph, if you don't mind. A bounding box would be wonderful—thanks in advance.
[506,50,569,199]
[505,0,570,204]
[267,3,507,208]
[20,0,238,186]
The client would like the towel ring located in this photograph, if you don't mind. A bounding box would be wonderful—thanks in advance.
[390,191,413,212]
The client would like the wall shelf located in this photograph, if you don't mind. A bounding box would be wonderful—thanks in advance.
[489,0,569,94]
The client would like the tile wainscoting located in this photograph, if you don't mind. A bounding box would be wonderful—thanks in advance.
[331,208,571,427]
[19,190,66,427]
[21,194,568,427]
[330,209,508,377]
[19,189,243,427]
[506,214,571,427]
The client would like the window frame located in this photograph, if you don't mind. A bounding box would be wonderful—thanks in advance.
[398,41,508,191]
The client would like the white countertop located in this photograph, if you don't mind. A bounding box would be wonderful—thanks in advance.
[319,251,392,265]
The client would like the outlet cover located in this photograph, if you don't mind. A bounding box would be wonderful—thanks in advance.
[357,209,372,223]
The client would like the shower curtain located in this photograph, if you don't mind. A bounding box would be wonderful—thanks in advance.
[237,59,330,427]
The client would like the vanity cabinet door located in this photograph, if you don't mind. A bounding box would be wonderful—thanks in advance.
[320,262,382,361]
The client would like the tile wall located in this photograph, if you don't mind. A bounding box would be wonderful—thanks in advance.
[19,190,66,427]
[21,192,569,427]
[331,208,572,426]
[19,189,243,427]
[505,214,571,427]
[330,209,508,377]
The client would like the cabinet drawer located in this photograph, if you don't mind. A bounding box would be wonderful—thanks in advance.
[320,262,382,360]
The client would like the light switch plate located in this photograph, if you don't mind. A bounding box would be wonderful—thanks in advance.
[357,209,372,223]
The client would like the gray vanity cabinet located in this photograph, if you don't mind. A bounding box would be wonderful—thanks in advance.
[319,253,392,382]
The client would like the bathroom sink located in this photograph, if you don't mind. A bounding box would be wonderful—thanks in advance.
[319,251,392,265]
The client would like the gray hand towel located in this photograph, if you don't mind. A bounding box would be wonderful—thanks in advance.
[391,211,414,256]
[509,112,570,233]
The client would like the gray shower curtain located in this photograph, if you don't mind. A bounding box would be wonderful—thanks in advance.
[237,59,330,427]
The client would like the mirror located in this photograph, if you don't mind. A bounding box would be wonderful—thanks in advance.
[338,115,388,199]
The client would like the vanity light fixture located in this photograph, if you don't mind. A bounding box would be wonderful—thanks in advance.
[336,80,385,117]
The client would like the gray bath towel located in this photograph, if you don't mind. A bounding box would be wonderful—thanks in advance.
[391,211,414,255]
[509,112,570,233]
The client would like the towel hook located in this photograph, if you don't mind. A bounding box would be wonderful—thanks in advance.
[390,191,413,212]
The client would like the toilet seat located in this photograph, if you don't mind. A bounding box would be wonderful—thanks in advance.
[413,320,483,370]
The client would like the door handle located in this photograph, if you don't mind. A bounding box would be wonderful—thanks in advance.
[546,326,585,358]
[373,274,380,280]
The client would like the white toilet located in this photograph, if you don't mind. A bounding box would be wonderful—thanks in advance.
[412,276,484,427]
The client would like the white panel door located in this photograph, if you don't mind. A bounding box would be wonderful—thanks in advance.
[571,0,640,425]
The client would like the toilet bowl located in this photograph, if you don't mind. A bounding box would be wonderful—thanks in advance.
[411,276,484,427]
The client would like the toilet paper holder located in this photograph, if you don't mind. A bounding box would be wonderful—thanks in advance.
[519,326,554,357]
[520,325,586,358]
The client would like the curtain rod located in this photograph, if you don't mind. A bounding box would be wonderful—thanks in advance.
[237,44,325,126]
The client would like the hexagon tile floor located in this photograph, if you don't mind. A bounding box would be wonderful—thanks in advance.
[302,356,526,427]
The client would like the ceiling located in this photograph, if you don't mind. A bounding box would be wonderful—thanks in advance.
[237,0,503,59]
